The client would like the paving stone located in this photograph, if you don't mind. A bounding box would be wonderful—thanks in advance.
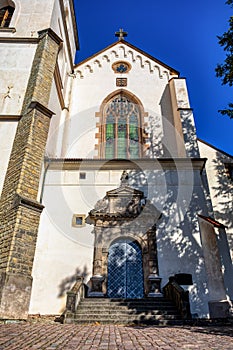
[0,324,232,349]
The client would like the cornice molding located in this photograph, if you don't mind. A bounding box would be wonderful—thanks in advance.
[0,37,39,44]
[12,194,44,213]
[0,27,16,33]
[0,115,21,121]
[44,157,207,172]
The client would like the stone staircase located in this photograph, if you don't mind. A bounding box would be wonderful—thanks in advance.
[67,298,184,325]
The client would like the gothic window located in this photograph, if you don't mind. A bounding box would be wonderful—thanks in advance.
[0,5,14,27]
[104,94,141,159]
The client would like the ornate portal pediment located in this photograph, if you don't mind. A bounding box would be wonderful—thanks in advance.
[107,185,144,197]
[88,172,161,227]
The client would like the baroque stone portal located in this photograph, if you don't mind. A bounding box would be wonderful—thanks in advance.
[88,172,162,298]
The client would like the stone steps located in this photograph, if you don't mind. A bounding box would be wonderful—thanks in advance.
[69,298,183,325]
[75,312,180,319]
[77,309,178,314]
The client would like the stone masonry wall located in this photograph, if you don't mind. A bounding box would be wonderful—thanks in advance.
[0,28,62,319]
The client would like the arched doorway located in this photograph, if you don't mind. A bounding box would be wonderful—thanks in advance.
[107,238,144,298]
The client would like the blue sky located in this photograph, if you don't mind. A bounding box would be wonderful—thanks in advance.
[74,0,233,155]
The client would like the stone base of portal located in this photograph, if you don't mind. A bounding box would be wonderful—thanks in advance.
[208,300,231,318]
[147,274,163,297]
[89,275,105,297]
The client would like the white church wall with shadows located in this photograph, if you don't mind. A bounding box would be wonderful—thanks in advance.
[29,107,212,317]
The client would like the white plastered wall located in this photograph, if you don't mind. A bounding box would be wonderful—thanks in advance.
[198,140,233,301]
[31,165,210,317]
[66,42,179,159]
[0,0,53,37]
[0,44,36,115]
[0,0,77,191]
[29,169,122,314]
[0,43,36,194]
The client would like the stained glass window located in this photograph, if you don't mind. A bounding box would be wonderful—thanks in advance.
[106,115,115,159]
[0,6,14,28]
[104,94,141,159]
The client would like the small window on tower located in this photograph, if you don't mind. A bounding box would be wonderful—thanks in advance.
[79,172,86,180]
[72,214,86,227]
[0,6,15,28]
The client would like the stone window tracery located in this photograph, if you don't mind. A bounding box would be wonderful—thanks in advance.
[104,94,141,159]
[95,90,148,159]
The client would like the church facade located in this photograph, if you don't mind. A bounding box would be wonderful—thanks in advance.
[0,0,232,320]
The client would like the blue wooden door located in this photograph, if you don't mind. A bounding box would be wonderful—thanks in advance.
[107,239,144,298]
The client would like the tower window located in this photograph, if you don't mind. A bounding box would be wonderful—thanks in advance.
[72,214,86,227]
[104,94,141,159]
[79,172,86,180]
[0,6,14,28]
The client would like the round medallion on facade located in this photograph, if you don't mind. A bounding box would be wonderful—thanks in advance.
[112,61,131,74]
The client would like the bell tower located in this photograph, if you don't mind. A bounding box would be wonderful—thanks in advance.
[0,0,78,319]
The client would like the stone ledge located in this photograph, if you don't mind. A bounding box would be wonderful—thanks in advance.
[38,28,63,46]
[28,101,55,118]
[0,37,39,44]
[44,157,207,171]
[0,27,16,33]
[0,115,21,121]
[12,194,44,213]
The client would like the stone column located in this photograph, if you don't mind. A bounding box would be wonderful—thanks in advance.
[199,217,231,318]
[147,227,163,297]
[0,28,62,319]
[89,227,105,297]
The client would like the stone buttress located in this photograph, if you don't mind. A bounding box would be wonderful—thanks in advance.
[0,28,62,319]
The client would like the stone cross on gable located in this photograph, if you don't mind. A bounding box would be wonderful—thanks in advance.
[115,28,128,41]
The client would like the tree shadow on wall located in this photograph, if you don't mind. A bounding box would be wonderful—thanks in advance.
[127,167,211,317]
[211,152,233,230]
[210,151,233,300]
[160,84,200,158]
[57,265,89,298]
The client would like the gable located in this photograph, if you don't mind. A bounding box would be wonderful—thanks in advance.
[74,40,179,80]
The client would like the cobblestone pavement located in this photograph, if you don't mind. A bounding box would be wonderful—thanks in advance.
[0,324,232,350]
